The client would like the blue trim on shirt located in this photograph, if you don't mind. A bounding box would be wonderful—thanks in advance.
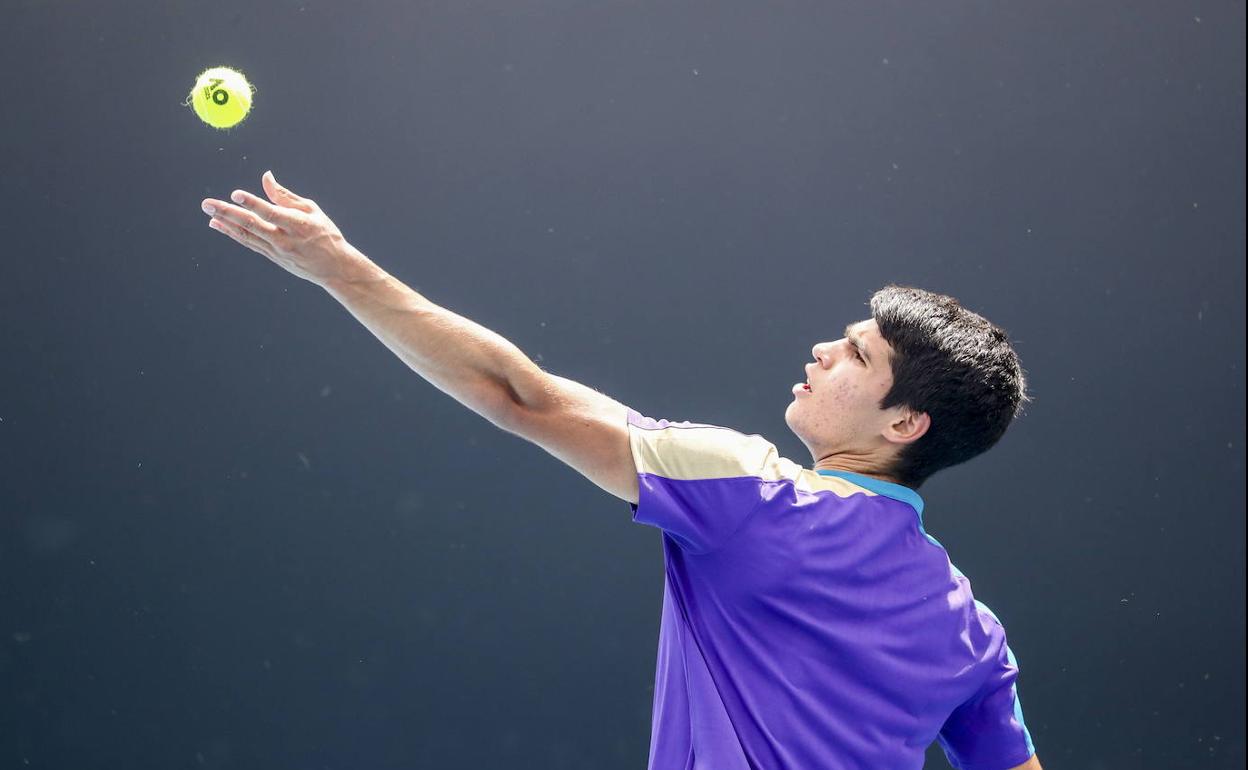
[1005,644,1038,760]
[814,469,925,521]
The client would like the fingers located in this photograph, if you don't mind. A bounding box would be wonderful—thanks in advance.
[227,189,301,229]
[199,170,316,232]
[200,171,321,264]
[208,215,276,261]
[201,194,283,237]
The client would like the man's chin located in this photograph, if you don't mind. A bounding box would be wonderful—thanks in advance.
[783,408,809,445]
[783,402,798,431]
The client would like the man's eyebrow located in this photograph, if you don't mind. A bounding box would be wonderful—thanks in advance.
[843,323,871,364]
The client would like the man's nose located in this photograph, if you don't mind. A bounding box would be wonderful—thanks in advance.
[812,342,846,366]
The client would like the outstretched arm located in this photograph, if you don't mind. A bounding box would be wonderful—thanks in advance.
[320,262,552,430]
[201,172,638,503]
[322,268,639,505]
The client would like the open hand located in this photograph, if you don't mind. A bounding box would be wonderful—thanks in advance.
[201,171,373,287]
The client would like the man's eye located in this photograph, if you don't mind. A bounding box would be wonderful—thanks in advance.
[851,345,862,361]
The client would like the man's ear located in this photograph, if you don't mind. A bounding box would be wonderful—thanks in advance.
[885,408,930,445]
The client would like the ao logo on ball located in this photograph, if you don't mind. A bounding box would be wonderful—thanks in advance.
[187,66,255,130]
[204,78,230,106]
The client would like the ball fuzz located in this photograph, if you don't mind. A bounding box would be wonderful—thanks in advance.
[186,66,255,129]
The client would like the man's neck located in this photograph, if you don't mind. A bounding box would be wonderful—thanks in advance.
[811,455,901,486]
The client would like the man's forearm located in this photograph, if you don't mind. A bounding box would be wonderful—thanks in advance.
[319,251,549,426]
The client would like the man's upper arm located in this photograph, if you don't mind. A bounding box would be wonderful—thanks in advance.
[937,616,1038,770]
[497,372,639,504]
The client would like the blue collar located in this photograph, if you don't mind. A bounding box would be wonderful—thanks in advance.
[815,469,925,521]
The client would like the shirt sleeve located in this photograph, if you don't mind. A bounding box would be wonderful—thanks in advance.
[937,622,1037,770]
[625,408,779,555]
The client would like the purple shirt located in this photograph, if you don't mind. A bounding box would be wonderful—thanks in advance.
[626,410,1036,770]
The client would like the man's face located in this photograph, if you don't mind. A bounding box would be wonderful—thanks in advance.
[784,319,903,463]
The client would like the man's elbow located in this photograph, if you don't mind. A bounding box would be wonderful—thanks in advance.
[1007,753,1043,770]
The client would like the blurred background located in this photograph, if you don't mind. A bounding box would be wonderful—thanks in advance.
[1,1,1243,767]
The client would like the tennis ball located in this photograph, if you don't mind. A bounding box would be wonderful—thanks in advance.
[186,66,254,129]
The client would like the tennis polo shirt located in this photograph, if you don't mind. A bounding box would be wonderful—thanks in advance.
[625,409,1036,770]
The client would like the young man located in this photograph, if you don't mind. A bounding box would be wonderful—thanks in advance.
[202,172,1044,770]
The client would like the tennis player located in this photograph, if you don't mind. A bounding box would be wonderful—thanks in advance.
[202,171,1044,770]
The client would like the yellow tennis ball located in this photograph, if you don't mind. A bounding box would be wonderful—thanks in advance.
[186,66,254,129]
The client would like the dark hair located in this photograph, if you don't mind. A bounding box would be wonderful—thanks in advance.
[869,285,1030,489]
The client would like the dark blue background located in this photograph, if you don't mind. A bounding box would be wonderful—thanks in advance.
[1,1,1243,767]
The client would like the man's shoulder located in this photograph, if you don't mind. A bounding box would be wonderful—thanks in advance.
[626,411,793,482]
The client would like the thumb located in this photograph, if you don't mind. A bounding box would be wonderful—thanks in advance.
[262,170,315,212]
